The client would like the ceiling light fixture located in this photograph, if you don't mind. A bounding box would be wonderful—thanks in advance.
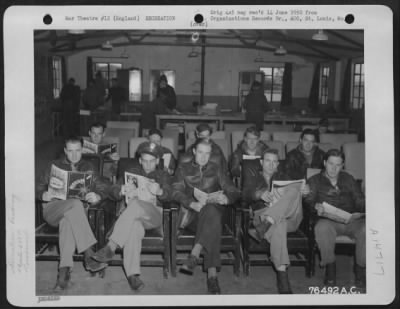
[274,45,287,56]
[312,30,328,41]
[68,30,86,35]
[101,41,113,50]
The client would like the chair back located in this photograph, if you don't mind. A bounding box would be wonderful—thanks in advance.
[264,124,294,133]
[128,137,148,158]
[106,121,140,157]
[342,142,365,183]
[272,131,302,144]
[301,125,319,131]
[319,133,358,150]
[263,140,285,160]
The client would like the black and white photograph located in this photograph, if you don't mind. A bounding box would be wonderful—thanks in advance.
[4,4,396,307]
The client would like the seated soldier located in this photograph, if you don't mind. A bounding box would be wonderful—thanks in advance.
[36,136,109,290]
[285,128,325,180]
[179,123,228,173]
[172,139,240,294]
[91,142,172,292]
[230,126,269,178]
[305,149,366,289]
[136,128,176,175]
[242,148,310,294]
[85,122,120,180]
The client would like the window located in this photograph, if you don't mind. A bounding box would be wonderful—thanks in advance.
[129,69,142,102]
[351,63,364,109]
[52,56,62,99]
[93,62,122,89]
[319,66,330,105]
[260,66,284,103]
[149,70,176,101]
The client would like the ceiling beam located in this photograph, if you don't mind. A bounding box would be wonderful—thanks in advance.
[325,30,364,49]
[50,40,331,60]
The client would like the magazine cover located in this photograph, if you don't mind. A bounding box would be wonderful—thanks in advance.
[83,139,117,155]
[48,164,93,200]
[124,171,157,206]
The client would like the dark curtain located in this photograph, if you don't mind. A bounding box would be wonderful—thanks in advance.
[308,63,321,112]
[86,56,93,88]
[61,56,67,85]
[281,62,293,107]
[340,59,352,113]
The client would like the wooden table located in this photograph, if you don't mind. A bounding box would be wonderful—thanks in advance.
[155,113,350,130]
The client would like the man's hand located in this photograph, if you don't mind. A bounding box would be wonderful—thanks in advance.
[301,184,311,196]
[85,192,101,205]
[49,177,64,189]
[121,184,138,200]
[347,212,365,224]
[42,191,53,202]
[261,190,274,204]
[110,152,120,161]
[315,203,324,216]
[214,193,229,205]
[190,201,204,212]
[147,181,163,196]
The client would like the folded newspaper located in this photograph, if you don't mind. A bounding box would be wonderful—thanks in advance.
[124,172,157,206]
[83,139,117,155]
[269,179,305,206]
[48,164,93,200]
[319,201,352,224]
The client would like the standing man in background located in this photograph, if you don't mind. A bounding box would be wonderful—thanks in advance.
[107,78,126,118]
[243,81,269,131]
[61,77,81,138]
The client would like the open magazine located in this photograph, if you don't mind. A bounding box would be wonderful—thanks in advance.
[162,153,171,169]
[319,201,353,224]
[47,164,93,200]
[124,172,157,206]
[193,187,224,204]
[83,139,117,155]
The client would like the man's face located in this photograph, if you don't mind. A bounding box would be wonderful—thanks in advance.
[324,156,344,179]
[301,134,317,153]
[262,153,279,176]
[193,143,212,166]
[196,130,211,142]
[89,126,105,144]
[139,153,159,174]
[159,80,167,88]
[244,132,259,151]
[148,134,162,146]
[64,141,83,164]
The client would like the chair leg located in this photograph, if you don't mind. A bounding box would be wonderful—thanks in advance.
[170,210,177,277]
[163,210,170,279]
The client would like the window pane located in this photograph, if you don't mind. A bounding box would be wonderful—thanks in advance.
[264,76,273,90]
[354,75,360,85]
[354,64,361,74]
[260,67,272,75]
[361,64,364,74]
[129,70,142,101]
[353,98,359,108]
[96,63,108,71]
[274,67,284,77]
[264,91,272,101]
[272,93,281,102]
[110,63,122,71]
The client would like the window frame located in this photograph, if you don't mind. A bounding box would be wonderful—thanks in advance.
[319,65,330,105]
[259,64,285,103]
[93,62,122,89]
[351,62,364,110]
[52,56,63,99]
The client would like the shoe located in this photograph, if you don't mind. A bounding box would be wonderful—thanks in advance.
[276,270,293,294]
[127,275,145,292]
[179,254,198,276]
[324,262,337,286]
[84,255,108,273]
[91,245,114,263]
[55,267,71,290]
[354,264,366,289]
[249,220,272,243]
[207,277,221,294]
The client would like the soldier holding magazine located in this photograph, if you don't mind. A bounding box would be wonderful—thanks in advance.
[171,138,240,294]
[305,149,366,289]
[91,142,172,292]
[242,148,310,294]
[36,136,111,290]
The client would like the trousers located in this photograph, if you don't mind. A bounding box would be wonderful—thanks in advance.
[315,218,366,267]
[253,186,303,268]
[43,199,97,268]
[186,203,225,270]
[108,199,162,276]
